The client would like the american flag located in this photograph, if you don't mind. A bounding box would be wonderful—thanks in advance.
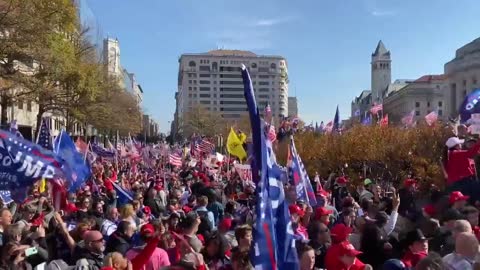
[37,117,52,150]
[267,125,277,142]
[9,120,23,138]
[401,110,415,127]
[425,111,438,126]
[370,103,383,114]
[169,153,182,167]
[198,138,215,154]
[324,121,333,133]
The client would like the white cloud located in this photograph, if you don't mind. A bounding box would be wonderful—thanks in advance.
[253,16,297,27]
[371,10,395,17]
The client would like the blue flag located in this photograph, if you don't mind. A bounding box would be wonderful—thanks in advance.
[37,117,52,150]
[354,109,361,117]
[333,105,340,132]
[242,65,262,183]
[112,181,133,206]
[289,137,317,206]
[0,130,61,191]
[460,88,480,123]
[362,113,372,126]
[53,131,91,192]
[252,125,299,270]
[0,190,13,204]
[92,144,116,159]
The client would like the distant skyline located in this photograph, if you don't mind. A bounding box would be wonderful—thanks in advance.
[87,0,480,132]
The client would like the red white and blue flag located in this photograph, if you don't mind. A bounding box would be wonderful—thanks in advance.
[370,103,383,114]
[288,137,317,206]
[169,153,182,167]
[198,139,215,154]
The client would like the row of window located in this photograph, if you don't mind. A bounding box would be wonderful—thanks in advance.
[415,101,443,108]
[188,86,283,94]
[16,101,32,111]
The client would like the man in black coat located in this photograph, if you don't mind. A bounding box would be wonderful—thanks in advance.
[105,221,134,255]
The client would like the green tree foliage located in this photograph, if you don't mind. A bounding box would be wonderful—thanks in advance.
[181,105,226,138]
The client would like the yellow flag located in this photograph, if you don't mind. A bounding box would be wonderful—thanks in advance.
[39,178,47,193]
[227,128,247,160]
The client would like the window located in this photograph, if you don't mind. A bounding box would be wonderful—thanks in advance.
[438,101,443,107]
[199,80,210,84]
[427,102,430,107]
[259,81,269,85]
[199,94,210,98]
[220,100,246,105]
[259,88,269,92]
[474,77,478,85]
[220,74,242,78]
[199,66,210,71]
[258,95,269,99]
[220,94,243,98]
[415,102,420,108]
[220,107,248,112]
[220,81,243,85]
[258,67,269,72]
[463,80,467,87]
[199,87,210,91]
[193,80,197,84]
[199,74,211,78]
[438,110,443,116]
[415,110,420,116]
[259,75,270,79]
[188,80,192,84]
[200,100,211,105]
[188,61,196,67]
[464,90,467,96]
[212,62,218,71]
[270,63,277,69]
[17,101,23,110]
[188,87,192,90]
[27,101,32,112]
[220,87,243,92]
[251,63,257,68]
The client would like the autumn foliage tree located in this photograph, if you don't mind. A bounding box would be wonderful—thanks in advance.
[277,124,452,189]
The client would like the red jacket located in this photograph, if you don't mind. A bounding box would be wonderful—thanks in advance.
[401,250,427,268]
[446,142,480,184]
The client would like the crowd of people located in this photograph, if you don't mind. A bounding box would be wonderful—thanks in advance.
[2,127,480,270]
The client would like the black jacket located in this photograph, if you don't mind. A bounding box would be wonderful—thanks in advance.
[105,231,131,256]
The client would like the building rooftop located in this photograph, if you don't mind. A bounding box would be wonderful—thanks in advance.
[180,49,285,59]
[414,75,447,83]
[372,40,390,56]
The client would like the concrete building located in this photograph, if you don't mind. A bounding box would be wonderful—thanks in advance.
[288,97,298,117]
[175,49,288,135]
[351,41,414,120]
[103,38,122,80]
[142,114,159,138]
[383,75,449,123]
[445,37,480,117]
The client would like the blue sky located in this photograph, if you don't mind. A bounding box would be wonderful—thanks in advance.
[86,0,480,132]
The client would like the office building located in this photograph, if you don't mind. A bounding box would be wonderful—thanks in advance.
[288,97,298,117]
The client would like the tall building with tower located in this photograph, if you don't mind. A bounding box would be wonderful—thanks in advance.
[351,41,394,118]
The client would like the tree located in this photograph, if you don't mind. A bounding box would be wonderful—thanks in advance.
[0,0,77,125]
[180,105,225,138]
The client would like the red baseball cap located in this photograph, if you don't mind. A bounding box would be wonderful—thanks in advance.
[289,204,305,217]
[219,218,233,231]
[339,241,362,257]
[330,224,353,243]
[140,224,155,237]
[449,191,469,204]
[404,179,417,187]
[315,207,333,219]
[422,204,436,216]
[336,177,348,184]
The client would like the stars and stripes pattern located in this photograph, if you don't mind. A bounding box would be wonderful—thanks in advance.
[425,111,438,126]
[91,144,116,158]
[37,117,52,150]
[169,153,182,167]
[267,125,277,143]
[401,110,415,127]
[198,139,215,154]
[370,103,383,114]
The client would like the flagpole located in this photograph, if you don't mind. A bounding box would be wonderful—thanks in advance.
[84,141,90,162]
[36,117,44,144]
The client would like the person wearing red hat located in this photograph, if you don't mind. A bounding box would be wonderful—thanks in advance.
[331,223,353,244]
[325,241,370,270]
[126,224,171,270]
[289,204,308,241]
[315,207,333,226]
[444,136,480,186]
[449,191,469,211]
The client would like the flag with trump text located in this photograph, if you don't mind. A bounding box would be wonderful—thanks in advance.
[251,126,299,270]
[0,130,63,194]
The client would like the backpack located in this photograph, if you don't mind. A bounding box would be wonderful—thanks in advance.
[196,210,213,234]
